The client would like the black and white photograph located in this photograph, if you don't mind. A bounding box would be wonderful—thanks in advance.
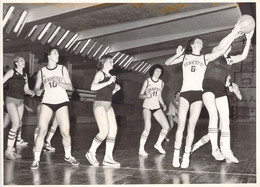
[1,1,258,186]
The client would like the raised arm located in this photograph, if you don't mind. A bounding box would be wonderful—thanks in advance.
[229,30,254,65]
[165,46,185,66]
[205,24,242,64]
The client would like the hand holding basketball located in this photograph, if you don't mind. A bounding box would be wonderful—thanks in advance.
[237,15,255,34]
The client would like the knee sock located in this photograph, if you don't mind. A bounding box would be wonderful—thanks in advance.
[208,128,219,151]
[220,131,231,152]
[156,129,168,146]
[7,129,17,150]
[89,135,104,154]
[139,131,149,150]
[192,134,210,152]
[105,137,116,157]
[45,127,56,144]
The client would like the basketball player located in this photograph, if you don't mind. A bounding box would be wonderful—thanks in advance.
[138,64,170,156]
[191,76,242,153]
[193,29,254,163]
[165,24,242,168]
[165,91,180,141]
[30,48,79,169]
[3,56,35,159]
[85,54,121,167]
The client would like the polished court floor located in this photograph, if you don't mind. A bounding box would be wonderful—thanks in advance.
[3,119,256,185]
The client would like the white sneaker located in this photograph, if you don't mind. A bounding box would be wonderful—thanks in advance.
[16,139,28,146]
[222,150,239,163]
[139,149,148,157]
[85,151,99,166]
[172,150,180,168]
[154,144,166,154]
[181,153,190,168]
[30,161,39,170]
[212,148,225,161]
[102,155,120,167]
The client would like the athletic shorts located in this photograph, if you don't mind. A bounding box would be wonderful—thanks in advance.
[203,79,226,98]
[42,102,69,112]
[93,100,112,111]
[180,91,202,104]
[6,96,24,107]
[143,108,161,114]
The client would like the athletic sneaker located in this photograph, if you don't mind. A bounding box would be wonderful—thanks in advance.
[212,148,225,161]
[181,152,190,168]
[154,144,166,154]
[85,152,99,166]
[64,156,80,166]
[16,139,28,146]
[102,155,120,167]
[138,149,148,157]
[222,150,239,163]
[44,142,55,152]
[13,152,22,159]
[30,161,39,170]
[5,150,16,160]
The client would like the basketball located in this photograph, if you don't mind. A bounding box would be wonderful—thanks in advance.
[237,15,255,34]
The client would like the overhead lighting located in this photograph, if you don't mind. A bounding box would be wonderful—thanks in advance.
[80,39,91,53]
[139,63,148,72]
[135,61,145,71]
[124,57,134,68]
[87,41,97,55]
[114,54,125,64]
[57,30,70,46]
[143,64,152,74]
[99,46,111,59]
[66,35,79,51]
[47,26,61,43]
[37,22,52,40]
[93,44,103,58]
[13,11,27,33]
[26,25,37,38]
[71,41,81,52]
[65,33,79,48]
[17,12,30,37]
[119,55,129,66]
[3,6,15,28]
[112,52,120,60]
[130,61,140,70]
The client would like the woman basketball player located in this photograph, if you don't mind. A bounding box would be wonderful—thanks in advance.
[85,54,121,167]
[138,64,169,157]
[192,29,254,163]
[30,48,79,169]
[165,24,242,168]
[3,56,35,159]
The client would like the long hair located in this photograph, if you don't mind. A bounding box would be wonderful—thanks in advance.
[149,64,164,78]
[184,37,203,54]
[97,54,113,71]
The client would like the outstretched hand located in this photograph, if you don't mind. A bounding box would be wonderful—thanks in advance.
[176,45,185,56]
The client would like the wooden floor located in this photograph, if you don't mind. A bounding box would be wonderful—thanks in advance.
[3,119,256,185]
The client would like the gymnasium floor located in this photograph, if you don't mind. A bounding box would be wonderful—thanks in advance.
[3,119,256,185]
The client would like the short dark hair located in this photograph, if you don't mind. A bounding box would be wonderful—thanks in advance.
[149,64,164,78]
[97,54,113,70]
[44,47,58,62]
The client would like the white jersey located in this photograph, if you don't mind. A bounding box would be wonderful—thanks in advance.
[143,78,163,110]
[181,54,207,92]
[41,64,69,104]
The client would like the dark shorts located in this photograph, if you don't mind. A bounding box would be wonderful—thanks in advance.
[203,79,226,98]
[143,108,161,114]
[42,102,69,112]
[180,91,202,104]
[6,96,24,107]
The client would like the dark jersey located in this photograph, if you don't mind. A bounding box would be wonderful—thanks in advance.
[6,69,27,99]
[95,71,115,102]
[204,56,231,84]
